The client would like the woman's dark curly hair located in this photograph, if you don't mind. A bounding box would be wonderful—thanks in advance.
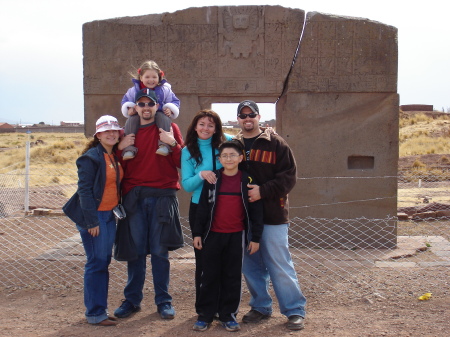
[81,133,119,155]
[184,109,226,166]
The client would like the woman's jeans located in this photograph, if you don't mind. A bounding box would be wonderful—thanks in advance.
[242,224,307,318]
[78,211,116,324]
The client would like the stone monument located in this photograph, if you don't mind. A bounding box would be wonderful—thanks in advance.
[83,6,398,248]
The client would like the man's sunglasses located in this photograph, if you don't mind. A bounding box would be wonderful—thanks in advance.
[238,113,258,119]
[136,101,156,107]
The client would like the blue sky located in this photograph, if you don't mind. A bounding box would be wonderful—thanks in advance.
[0,0,448,125]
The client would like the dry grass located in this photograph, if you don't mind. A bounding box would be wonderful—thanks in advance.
[399,113,450,157]
[223,127,241,136]
[0,133,87,188]
[1,114,449,187]
[400,135,450,156]
[0,133,86,170]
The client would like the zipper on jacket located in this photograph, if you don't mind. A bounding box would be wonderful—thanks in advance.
[203,174,218,242]
[241,176,251,243]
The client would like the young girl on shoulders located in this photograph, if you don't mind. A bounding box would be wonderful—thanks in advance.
[121,60,180,159]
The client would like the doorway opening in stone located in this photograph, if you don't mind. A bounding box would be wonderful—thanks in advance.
[212,102,276,133]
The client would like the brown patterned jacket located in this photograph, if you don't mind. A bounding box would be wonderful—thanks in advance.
[234,128,297,225]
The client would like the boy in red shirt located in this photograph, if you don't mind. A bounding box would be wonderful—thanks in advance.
[192,140,264,332]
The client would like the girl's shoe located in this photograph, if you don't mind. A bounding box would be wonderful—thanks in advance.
[122,151,135,160]
[156,145,169,156]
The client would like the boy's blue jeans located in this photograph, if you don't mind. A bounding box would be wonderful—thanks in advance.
[123,197,172,306]
[78,211,116,324]
[243,223,307,318]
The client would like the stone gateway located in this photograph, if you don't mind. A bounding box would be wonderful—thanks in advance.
[83,6,398,248]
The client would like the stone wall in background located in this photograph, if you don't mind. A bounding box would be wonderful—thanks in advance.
[83,6,399,248]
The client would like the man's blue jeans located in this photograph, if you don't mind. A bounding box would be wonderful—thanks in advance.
[78,211,116,324]
[243,224,307,318]
[123,197,172,306]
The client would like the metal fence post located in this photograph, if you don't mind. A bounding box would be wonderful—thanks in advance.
[24,131,31,213]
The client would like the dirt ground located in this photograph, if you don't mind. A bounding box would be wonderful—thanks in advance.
[2,265,449,337]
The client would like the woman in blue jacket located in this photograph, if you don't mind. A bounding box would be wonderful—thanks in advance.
[63,115,123,326]
[181,109,232,309]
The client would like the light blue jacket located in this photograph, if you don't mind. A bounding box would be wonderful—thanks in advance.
[181,134,232,204]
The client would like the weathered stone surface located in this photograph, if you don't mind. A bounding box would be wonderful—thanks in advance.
[435,210,450,217]
[83,6,304,135]
[290,12,397,93]
[412,211,437,221]
[83,6,399,248]
[32,208,51,216]
[397,212,409,220]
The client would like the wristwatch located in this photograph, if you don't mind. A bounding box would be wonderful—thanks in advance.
[170,140,177,148]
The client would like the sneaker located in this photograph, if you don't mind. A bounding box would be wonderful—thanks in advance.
[242,309,271,323]
[157,302,175,319]
[113,299,141,318]
[156,145,169,156]
[192,320,210,331]
[122,150,135,160]
[222,320,241,332]
[287,315,304,330]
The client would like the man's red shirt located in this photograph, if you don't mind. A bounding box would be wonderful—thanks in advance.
[119,122,183,196]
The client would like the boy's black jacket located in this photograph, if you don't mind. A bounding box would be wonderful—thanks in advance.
[193,169,264,243]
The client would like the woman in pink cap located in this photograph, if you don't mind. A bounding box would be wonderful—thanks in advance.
[63,115,124,326]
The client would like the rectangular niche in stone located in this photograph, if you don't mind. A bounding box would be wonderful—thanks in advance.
[348,155,375,170]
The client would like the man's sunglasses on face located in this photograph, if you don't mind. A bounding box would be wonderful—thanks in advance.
[136,101,156,107]
[238,113,258,119]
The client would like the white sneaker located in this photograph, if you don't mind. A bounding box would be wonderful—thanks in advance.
[123,151,135,160]
[156,145,169,156]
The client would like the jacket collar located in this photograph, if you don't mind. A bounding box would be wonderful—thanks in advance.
[96,142,109,154]
[234,128,272,142]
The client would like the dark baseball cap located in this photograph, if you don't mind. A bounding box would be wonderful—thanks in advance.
[135,88,158,103]
[237,100,259,115]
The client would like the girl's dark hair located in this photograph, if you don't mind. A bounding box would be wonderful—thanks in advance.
[218,140,244,156]
[185,109,226,166]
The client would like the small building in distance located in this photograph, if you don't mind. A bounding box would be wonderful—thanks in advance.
[0,122,14,129]
[223,121,239,128]
[60,121,84,126]
[223,119,276,128]
[400,104,433,112]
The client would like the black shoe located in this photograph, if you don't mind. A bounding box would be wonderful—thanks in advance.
[114,299,141,318]
[242,309,271,323]
[287,315,304,330]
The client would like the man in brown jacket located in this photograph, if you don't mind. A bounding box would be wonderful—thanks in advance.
[234,100,307,331]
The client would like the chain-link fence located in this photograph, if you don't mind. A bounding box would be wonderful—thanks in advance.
[1,153,449,298]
